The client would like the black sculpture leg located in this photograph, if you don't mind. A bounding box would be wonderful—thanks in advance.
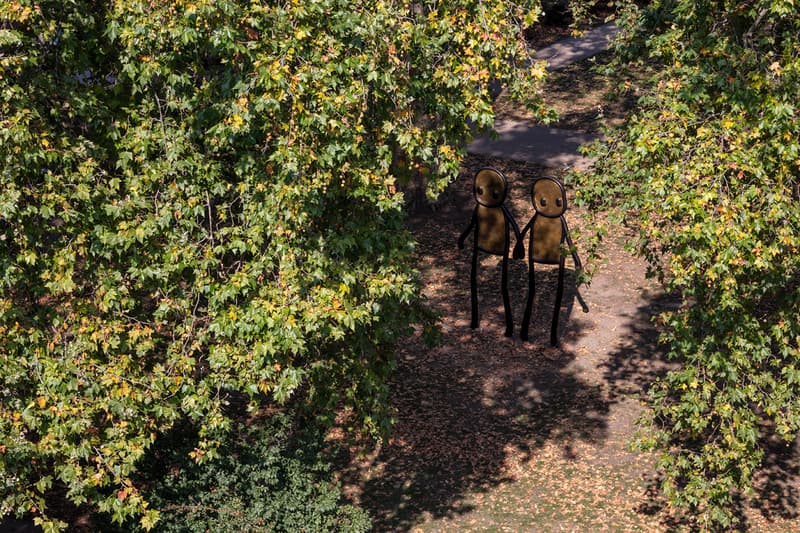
[520,262,535,341]
[470,246,479,329]
[551,258,566,347]
[501,255,513,337]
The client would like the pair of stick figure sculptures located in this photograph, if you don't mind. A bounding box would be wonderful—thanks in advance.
[458,167,582,346]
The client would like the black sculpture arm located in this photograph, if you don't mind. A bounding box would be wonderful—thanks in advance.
[458,208,477,250]
[562,218,582,271]
[504,206,525,259]
[516,217,534,257]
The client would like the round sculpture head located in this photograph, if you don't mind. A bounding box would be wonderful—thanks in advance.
[473,167,508,207]
[531,176,567,218]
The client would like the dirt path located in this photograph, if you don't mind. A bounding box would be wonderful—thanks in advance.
[339,21,800,533]
[332,23,683,532]
[334,156,676,531]
[338,161,800,532]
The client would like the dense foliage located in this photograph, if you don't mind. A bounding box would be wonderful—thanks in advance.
[0,0,552,530]
[97,412,370,533]
[577,0,800,528]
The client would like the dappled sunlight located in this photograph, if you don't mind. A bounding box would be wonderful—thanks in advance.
[333,156,676,531]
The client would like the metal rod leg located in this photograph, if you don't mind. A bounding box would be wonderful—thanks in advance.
[551,260,565,347]
[501,255,513,337]
[521,263,535,341]
[470,247,479,329]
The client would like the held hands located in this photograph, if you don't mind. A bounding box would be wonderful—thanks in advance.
[513,240,525,260]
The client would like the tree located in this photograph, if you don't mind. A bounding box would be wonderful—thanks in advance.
[576,0,800,528]
[0,0,550,530]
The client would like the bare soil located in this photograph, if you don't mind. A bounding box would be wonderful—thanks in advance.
[494,50,646,134]
[334,154,679,531]
[334,43,800,533]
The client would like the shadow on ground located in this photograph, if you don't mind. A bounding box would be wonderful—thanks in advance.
[752,434,800,524]
[600,280,800,531]
[334,156,683,531]
[632,420,800,531]
[357,330,607,531]
[337,156,800,531]
[600,294,679,403]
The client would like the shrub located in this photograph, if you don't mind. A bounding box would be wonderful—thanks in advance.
[96,412,370,533]
[576,0,800,528]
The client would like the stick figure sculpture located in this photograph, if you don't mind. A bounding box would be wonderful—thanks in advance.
[518,176,582,346]
[458,167,524,336]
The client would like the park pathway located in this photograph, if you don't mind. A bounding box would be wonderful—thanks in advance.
[468,22,619,170]
[370,20,800,532]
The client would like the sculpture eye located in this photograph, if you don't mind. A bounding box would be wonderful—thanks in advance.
[476,186,484,195]
[556,198,562,207]
[540,198,547,206]
[492,190,500,199]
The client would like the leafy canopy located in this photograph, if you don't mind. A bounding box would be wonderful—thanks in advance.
[0,0,548,530]
[577,0,800,528]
